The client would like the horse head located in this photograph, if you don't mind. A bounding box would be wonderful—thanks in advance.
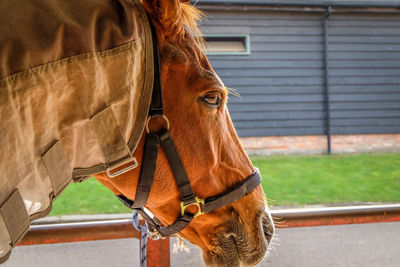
[95,0,274,265]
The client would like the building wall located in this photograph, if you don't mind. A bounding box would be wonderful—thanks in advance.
[200,8,400,138]
[328,14,400,135]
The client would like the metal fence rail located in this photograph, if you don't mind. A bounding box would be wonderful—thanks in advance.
[273,204,400,227]
[18,204,400,267]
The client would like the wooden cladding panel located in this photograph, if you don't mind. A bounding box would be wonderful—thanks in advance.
[202,9,400,136]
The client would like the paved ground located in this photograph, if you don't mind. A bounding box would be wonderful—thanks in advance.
[3,222,400,267]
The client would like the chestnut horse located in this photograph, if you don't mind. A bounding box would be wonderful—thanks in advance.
[94,0,275,266]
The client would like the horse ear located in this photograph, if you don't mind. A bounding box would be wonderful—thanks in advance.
[142,0,183,39]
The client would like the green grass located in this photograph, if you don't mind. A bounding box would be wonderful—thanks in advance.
[50,178,131,215]
[254,153,400,206]
[49,153,400,215]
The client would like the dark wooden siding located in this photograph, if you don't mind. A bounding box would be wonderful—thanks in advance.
[328,14,400,135]
[200,9,400,137]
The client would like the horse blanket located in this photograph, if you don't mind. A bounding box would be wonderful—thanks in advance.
[0,0,154,262]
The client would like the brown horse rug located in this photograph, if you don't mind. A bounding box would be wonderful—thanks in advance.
[0,0,154,262]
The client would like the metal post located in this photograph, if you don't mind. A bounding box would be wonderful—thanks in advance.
[144,238,170,267]
[323,6,332,154]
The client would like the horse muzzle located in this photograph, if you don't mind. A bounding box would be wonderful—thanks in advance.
[203,209,275,267]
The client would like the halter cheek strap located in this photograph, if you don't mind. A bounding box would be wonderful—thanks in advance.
[115,14,262,239]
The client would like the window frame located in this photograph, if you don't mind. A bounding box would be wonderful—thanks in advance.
[203,34,251,56]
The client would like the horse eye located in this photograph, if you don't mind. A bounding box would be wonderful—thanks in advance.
[202,93,221,107]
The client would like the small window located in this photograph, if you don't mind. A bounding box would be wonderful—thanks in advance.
[203,34,250,55]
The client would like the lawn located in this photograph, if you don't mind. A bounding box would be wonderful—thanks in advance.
[49,153,400,215]
[254,153,400,206]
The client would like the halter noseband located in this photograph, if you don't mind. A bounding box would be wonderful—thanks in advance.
[115,15,262,239]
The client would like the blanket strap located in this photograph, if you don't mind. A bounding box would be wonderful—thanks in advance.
[0,190,29,246]
[91,107,138,178]
[42,141,72,196]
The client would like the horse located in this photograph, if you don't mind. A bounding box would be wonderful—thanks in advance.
[0,0,274,265]
[93,1,275,265]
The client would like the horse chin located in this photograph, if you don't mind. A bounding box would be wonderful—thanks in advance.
[202,210,275,267]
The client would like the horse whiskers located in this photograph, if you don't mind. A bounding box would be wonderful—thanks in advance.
[207,234,241,267]
[258,232,280,264]
[211,214,269,265]
[269,234,281,248]
[226,87,241,98]
[271,216,287,228]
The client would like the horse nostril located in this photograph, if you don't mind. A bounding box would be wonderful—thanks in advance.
[261,210,275,244]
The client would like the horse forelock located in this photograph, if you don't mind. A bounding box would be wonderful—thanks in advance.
[180,3,204,39]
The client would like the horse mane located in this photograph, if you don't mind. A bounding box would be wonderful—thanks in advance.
[181,3,204,41]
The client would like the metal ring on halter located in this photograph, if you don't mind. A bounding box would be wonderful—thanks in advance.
[145,115,170,134]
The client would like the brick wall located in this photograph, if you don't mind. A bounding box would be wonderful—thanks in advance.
[241,134,400,155]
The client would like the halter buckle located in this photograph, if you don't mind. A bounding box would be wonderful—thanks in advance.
[180,196,205,218]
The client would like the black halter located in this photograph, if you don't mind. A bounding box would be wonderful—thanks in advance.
[116,16,262,239]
